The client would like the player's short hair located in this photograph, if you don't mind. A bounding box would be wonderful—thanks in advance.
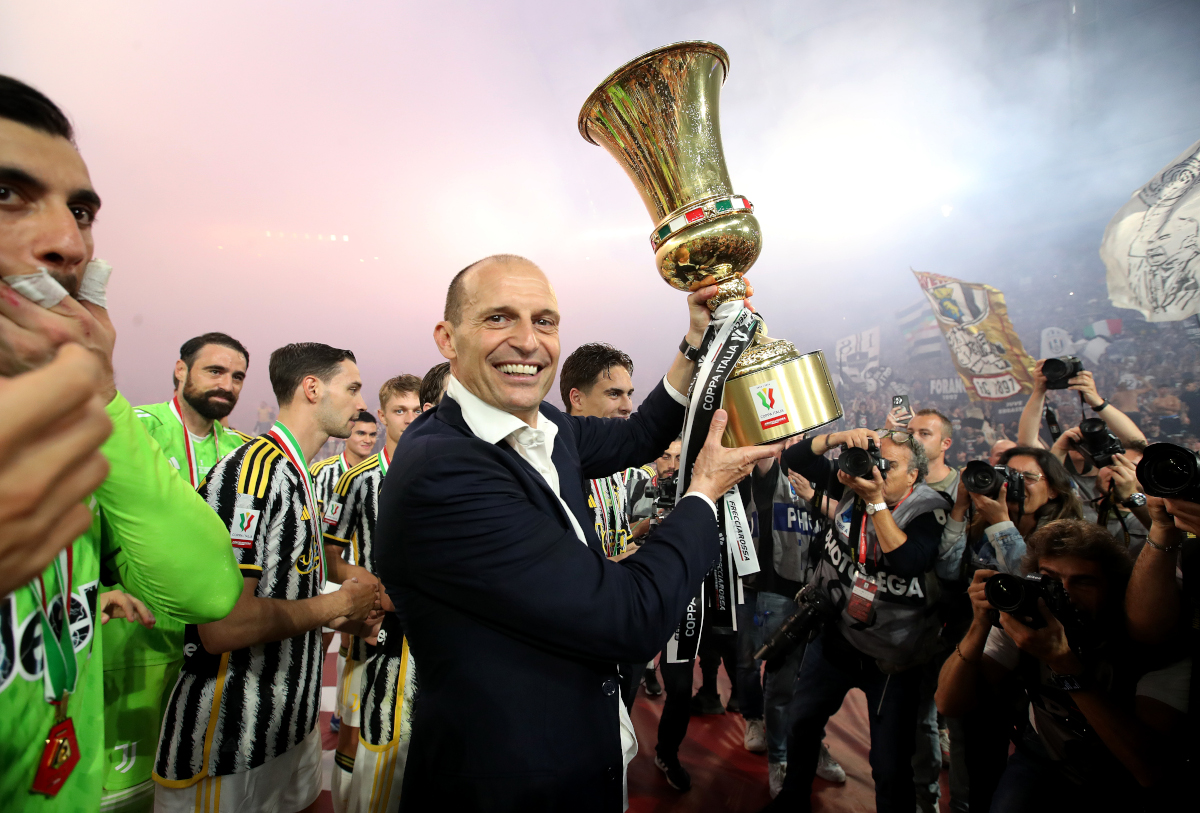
[915,408,953,440]
[353,410,377,425]
[268,343,356,406]
[559,343,634,411]
[420,361,451,407]
[379,374,422,411]
[443,254,532,325]
[0,75,73,141]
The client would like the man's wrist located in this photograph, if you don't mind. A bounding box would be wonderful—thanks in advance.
[684,329,705,349]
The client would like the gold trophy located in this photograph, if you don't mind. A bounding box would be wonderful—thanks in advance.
[579,41,842,446]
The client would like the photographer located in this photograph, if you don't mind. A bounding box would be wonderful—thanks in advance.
[941,447,1084,580]
[768,427,946,813]
[936,520,1187,811]
[1017,360,1145,454]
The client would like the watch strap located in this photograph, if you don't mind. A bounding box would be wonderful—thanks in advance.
[679,337,702,362]
[1092,399,1110,412]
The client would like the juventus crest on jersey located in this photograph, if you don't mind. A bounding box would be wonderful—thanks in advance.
[154,433,325,785]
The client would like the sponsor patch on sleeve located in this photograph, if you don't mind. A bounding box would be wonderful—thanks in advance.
[231,494,261,548]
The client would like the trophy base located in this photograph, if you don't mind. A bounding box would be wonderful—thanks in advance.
[721,349,843,447]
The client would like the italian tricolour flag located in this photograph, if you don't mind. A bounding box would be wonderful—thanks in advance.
[1081,319,1122,339]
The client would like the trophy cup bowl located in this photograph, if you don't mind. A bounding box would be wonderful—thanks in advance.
[579,41,842,445]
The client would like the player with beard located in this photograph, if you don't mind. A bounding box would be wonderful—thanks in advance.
[95,334,254,811]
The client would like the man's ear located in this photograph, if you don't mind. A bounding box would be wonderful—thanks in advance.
[941,436,953,454]
[569,387,585,413]
[173,360,188,391]
[302,374,322,405]
[434,321,456,361]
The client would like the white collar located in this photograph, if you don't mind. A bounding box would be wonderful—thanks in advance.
[445,374,556,448]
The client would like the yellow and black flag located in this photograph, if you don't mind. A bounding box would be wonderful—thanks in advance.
[913,269,1037,401]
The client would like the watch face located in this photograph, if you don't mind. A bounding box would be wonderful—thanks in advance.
[1126,493,1147,507]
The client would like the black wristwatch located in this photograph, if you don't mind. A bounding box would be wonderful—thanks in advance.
[679,337,702,362]
[1122,492,1147,509]
[1048,669,1088,693]
[1092,399,1110,412]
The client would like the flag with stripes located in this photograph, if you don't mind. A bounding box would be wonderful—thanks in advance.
[895,300,944,358]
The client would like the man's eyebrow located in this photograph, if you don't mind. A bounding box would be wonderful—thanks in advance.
[68,188,102,210]
[0,165,47,194]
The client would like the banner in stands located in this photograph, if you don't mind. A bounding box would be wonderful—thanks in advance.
[1040,326,1074,358]
[913,270,1038,401]
[835,327,880,384]
[928,376,967,401]
[1101,138,1200,322]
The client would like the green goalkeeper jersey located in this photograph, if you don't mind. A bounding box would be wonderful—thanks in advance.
[0,394,243,810]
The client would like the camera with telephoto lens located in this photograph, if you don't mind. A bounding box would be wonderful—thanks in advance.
[961,460,1025,505]
[1137,442,1200,504]
[1042,356,1084,390]
[838,440,891,479]
[753,584,838,670]
[1075,418,1124,469]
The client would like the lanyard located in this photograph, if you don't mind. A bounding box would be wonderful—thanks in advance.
[170,395,219,489]
[268,421,323,584]
[857,487,913,566]
[27,549,77,706]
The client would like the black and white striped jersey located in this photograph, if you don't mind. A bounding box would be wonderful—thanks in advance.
[322,451,385,660]
[310,454,348,554]
[154,433,326,784]
[358,614,418,748]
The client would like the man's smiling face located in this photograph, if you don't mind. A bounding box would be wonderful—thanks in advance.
[0,118,100,295]
[437,258,560,425]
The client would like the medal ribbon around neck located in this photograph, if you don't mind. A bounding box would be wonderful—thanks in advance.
[268,421,323,585]
[170,395,219,489]
[378,446,390,476]
[27,548,77,705]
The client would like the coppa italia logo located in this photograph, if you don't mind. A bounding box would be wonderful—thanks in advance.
[230,508,260,547]
[749,380,790,430]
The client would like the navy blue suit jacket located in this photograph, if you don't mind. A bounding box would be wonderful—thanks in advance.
[374,380,719,812]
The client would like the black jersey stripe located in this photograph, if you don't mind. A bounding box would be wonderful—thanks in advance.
[334,456,380,497]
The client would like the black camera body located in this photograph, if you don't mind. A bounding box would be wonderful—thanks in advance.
[1043,356,1083,390]
[1075,418,1124,469]
[985,572,1074,630]
[961,460,1026,505]
[645,473,678,528]
[838,441,891,480]
[1138,442,1200,504]
[753,584,838,669]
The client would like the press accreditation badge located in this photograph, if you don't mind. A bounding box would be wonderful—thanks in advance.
[847,572,878,624]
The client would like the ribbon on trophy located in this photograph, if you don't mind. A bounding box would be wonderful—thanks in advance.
[665,302,762,664]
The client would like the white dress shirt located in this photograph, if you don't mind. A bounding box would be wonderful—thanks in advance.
[444,374,715,810]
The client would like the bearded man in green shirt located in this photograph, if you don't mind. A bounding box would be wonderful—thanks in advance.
[0,75,243,811]
[96,333,253,812]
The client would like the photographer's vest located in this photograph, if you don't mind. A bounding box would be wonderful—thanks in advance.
[765,469,820,585]
[812,483,947,667]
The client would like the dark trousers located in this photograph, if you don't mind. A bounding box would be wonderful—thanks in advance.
[697,625,737,700]
[782,630,923,813]
[656,657,695,759]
